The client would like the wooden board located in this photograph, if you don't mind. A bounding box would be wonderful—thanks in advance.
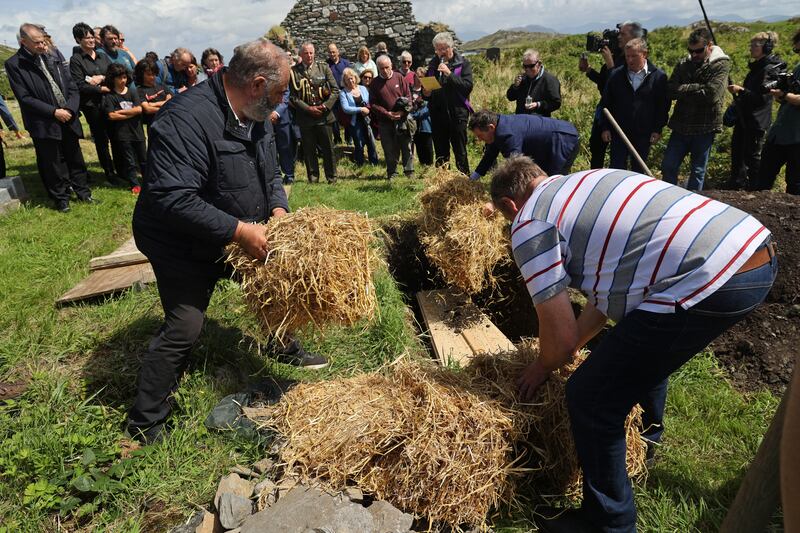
[57,263,155,306]
[416,289,515,367]
[88,237,148,271]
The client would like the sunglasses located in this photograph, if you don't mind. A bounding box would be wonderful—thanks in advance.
[687,46,706,54]
[522,62,539,69]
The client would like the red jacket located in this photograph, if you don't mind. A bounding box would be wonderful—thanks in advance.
[368,71,409,126]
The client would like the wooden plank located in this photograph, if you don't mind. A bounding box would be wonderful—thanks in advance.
[416,289,514,367]
[57,263,155,305]
[89,237,148,271]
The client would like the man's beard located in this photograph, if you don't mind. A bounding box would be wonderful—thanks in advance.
[242,92,274,122]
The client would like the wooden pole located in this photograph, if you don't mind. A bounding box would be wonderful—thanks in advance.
[601,108,654,177]
[719,379,790,532]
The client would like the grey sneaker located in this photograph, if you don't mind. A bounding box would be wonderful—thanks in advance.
[274,340,329,370]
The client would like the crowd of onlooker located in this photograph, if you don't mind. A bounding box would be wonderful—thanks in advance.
[1,19,799,212]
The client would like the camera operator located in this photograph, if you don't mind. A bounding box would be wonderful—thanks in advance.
[579,20,645,168]
[724,31,783,190]
[755,28,800,195]
[506,49,561,116]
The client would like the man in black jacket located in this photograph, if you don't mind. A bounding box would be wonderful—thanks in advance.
[579,21,644,169]
[69,22,114,182]
[5,23,93,212]
[129,38,326,445]
[424,32,473,175]
[506,49,561,117]
[600,38,669,173]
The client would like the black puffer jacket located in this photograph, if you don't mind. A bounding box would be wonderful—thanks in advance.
[733,54,783,131]
[132,69,289,278]
[425,51,474,121]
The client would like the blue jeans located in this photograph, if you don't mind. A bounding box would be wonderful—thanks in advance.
[349,119,378,166]
[274,121,296,182]
[566,245,777,532]
[661,131,715,191]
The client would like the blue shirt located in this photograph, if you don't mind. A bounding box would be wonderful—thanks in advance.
[327,58,352,88]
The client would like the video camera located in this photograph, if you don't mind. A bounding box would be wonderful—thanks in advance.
[585,23,648,55]
[586,29,621,54]
[762,62,800,94]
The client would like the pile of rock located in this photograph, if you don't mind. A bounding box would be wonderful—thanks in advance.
[170,458,415,533]
[0,176,25,215]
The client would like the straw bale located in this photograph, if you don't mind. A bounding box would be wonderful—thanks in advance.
[249,342,646,527]
[225,207,379,339]
[417,170,511,294]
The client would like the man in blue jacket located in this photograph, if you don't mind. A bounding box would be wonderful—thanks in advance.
[600,38,669,173]
[270,86,297,183]
[468,110,580,179]
[5,23,93,212]
[129,38,326,445]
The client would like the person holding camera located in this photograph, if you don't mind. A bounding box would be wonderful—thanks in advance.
[507,49,561,117]
[662,28,731,191]
[289,41,339,184]
[725,31,783,190]
[599,38,669,173]
[370,55,414,180]
[754,28,800,195]
[579,21,645,169]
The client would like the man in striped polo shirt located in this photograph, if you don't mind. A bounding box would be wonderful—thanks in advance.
[490,155,777,533]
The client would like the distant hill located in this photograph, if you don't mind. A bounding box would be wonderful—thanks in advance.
[507,24,558,34]
[463,30,561,50]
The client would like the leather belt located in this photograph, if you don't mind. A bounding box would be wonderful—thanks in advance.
[736,241,775,274]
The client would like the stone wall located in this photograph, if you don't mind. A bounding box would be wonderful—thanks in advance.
[281,0,416,61]
[280,0,460,68]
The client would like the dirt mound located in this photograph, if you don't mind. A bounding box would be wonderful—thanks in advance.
[704,190,800,394]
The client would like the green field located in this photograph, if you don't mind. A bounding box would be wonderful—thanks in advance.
[1,19,795,531]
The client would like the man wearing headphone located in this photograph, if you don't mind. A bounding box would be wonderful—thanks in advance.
[726,31,782,190]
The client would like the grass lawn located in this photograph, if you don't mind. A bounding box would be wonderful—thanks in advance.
[1,20,790,530]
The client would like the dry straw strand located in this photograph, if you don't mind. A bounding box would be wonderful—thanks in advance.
[225,207,379,340]
[417,170,511,294]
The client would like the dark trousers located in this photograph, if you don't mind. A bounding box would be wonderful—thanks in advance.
[414,131,434,165]
[117,139,146,187]
[299,123,337,183]
[590,109,609,169]
[82,105,114,177]
[756,140,800,195]
[379,122,414,178]
[609,135,651,174]
[274,121,297,181]
[561,140,580,175]
[728,124,765,190]
[32,129,91,202]
[348,120,378,166]
[566,250,777,532]
[432,116,469,175]
[127,267,220,431]
[0,140,5,178]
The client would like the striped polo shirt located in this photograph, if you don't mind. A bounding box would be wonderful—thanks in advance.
[511,169,770,321]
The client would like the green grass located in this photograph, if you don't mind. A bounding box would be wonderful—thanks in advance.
[0,20,791,530]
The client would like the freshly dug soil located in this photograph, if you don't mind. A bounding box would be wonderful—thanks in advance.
[704,190,800,395]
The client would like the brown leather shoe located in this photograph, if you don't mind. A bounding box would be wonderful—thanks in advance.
[0,381,27,401]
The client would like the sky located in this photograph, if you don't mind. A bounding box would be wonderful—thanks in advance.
[1,0,796,60]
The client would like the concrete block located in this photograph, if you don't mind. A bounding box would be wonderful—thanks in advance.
[0,188,11,204]
[0,198,21,215]
[0,176,28,200]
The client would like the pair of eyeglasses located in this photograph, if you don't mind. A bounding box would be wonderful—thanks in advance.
[522,62,540,69]
[687,46,705,54]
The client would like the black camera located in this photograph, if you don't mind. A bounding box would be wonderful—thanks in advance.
[586,29,620,54]
[762,62,800,94]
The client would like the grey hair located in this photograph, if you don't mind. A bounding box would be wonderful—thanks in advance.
[522,49,540,63]
[399,50,412,62]
[18,23,42,43]
[432,32,454,48]
[376,54,392,67]
[625,38,648,54]
[300,41,315,51]
[490,155,547,204]
[171,47,192,63]
[227,38,287,88]
[620,20,645,38]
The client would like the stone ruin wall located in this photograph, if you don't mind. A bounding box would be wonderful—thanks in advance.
[281,0,461,67]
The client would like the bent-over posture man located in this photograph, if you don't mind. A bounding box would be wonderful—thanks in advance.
[129,39,326,445]
[490,156,776,533]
